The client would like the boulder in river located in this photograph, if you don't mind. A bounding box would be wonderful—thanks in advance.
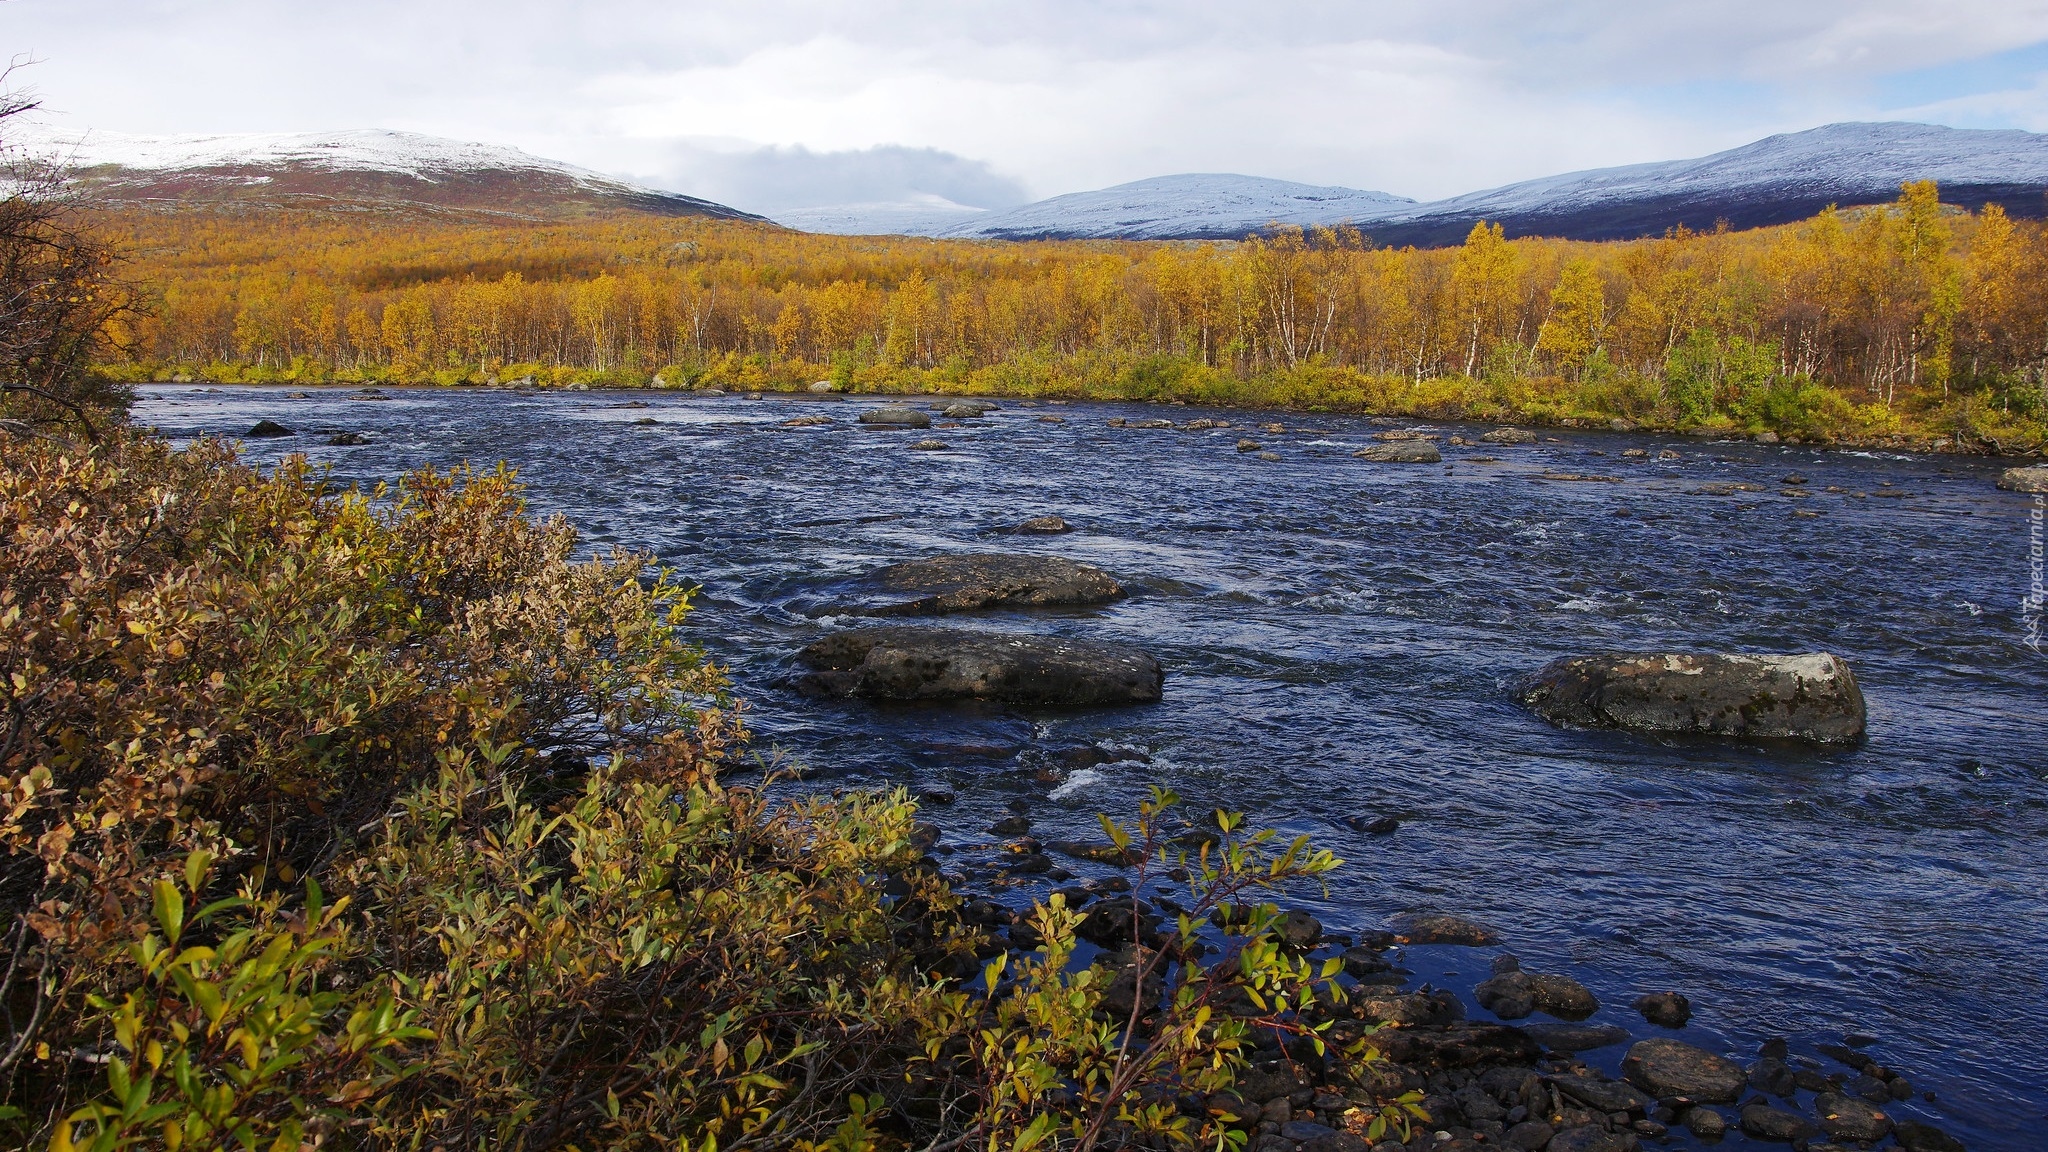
[1480,426,1538,444]
[858,406,932,429]
[1997,464,2048,492]
[1632,991,1691,1028]
[940,401,995,419]
[1354,441,1442,463]
[862,553,1122,615]
[246,419,295,438]
[1392,913,1501,945]
[792,626,1164,705]
[995,515,1072,535]
[1621,1038,1745,1102]
[1518,652,1866,742]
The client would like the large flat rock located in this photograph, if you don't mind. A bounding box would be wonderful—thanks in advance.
[1519,652,1865,742]
[863,553,1123,615]
[793,626,1163,705]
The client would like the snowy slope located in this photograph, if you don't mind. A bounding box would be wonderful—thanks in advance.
[769,194,991,236]
[1372,122,2048,245]
[21,126,764,222]
[939,174,1417,241]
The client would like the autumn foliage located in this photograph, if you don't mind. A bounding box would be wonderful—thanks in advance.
[101,181,2048,448]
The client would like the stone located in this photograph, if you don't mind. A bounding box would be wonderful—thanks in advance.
[1452,1084,1507,1124]
[246,419,294,437]
[1377,1024,1539,1068]
[1501,1120,1554,1150]
[1523,1023,1628,1053]
[1300,1133,1368,1152]
[909,439,950,450]
[1239,1063,1312,1103]
[1480,426,1538,445]
[1739,1103,1816,1142]
[862,554,1123,615]
[940,401,995,418]
[1748,1057,1797,1097]
[1998,464,2048,492]
[1350,815,1400,835]
[1754,431,1781,444]
[1552,1075,1653,1114]
[1475,972,1535,1020]
[782,414,834,427]
[1895,1119,1966,1152]
[1548,1124,1639,1152]
[858,406,932,428]
[1681,1107,1728,1139]
[792,626,1164,705]
[1632,992,1690,1028]
[1281,1120,1338,1141]
[997,515,1072,535]
[325,432,370,446]
[1518,652,1866,742]
[808,380,835,393]
[1276,909,1323,948]
[1813,1092,1892,1142]
[1391,913,1501,946]
[989,815,1031,836]
[1259,451,1282,461]
[1238,439,1263,452]
[1658,449,1680,459]
[1529,974,1599,1020]
[1354,441,1443,463]
[1621,1039,1745,1102]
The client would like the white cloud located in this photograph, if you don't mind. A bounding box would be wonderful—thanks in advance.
[5,0,2047,208]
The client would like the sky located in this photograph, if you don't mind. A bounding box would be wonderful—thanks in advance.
[7,0,2048,213]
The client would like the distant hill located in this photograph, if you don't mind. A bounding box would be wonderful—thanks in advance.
[908,122,2048,245]
[930,174,1418,241]
[23,128,766,223]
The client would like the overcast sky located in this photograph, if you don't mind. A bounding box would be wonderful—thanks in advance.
[8,0,2048,211]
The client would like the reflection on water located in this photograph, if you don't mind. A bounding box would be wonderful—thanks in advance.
[138,385,2048,1149]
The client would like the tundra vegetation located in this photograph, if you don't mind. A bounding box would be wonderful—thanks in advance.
[1,97,1403,1152]
[100,181,2048,450]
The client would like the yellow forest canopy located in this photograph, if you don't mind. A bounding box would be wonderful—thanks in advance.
[99,182,2048,419]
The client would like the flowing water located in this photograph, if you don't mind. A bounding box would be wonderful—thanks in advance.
[137,384,2048,1149]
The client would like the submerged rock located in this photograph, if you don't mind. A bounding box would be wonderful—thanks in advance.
[1354,440,1443,463]
[862,554,1123,615]
[858,406,932,428]
[1480,426,1538,444]
[1633,991,1692,1028]
[1997,464,2048,492]
[1524,1022,1629,1052]
[792,626,1164,705]
[325,431,370,446]
[1518,651,1866,742]
[995,515,1073,535]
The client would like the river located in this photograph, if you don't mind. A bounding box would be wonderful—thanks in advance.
[136,384,2047,1150]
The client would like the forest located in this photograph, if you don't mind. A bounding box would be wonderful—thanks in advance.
[102,180,2048,448]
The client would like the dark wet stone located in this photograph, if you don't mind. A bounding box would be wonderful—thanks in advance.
[1524,1023,1629,1053]
[1748,1057,1797,1097]
[858,405,932,428]
[1552,1075,1653,1114]
[1475,972,1534,1020]
[989,815,1031,836]
[793,626,1163,705]
[1621,1039,1745,1102]
[1392,913,1501,945]
[246,419,294,437]
[1895,1119,1966,1152]
[1548,1124,1640,1152]
[1354,440,1443,463]
[1529,974,1599,1020]
[863,553,1123,615]
[1682,1106,1728,1139]
[1276,909,1322,948]
[1739,1103,1817,1142]
[1046,839,1143,866]
[325,431,370,445]
[1281,1120,1337,1141]
[1348,815,1400,835]
[1299,1132,1368,1152]
[1813,1092,1892,1142]
[1501,1120,1554,1150]
[1519,651,1866,742]
[1630,988,1695,1020]
[1378,1023,1538,1068]
[1238,1062,1312,1103]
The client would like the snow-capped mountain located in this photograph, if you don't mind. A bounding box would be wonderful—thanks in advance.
[912,123,2048,245]
[1369,122,2048,246]
[23,127,764,222]
[934,174,1418,241]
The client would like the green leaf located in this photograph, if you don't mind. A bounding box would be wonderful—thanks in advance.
[153,879,185,945]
